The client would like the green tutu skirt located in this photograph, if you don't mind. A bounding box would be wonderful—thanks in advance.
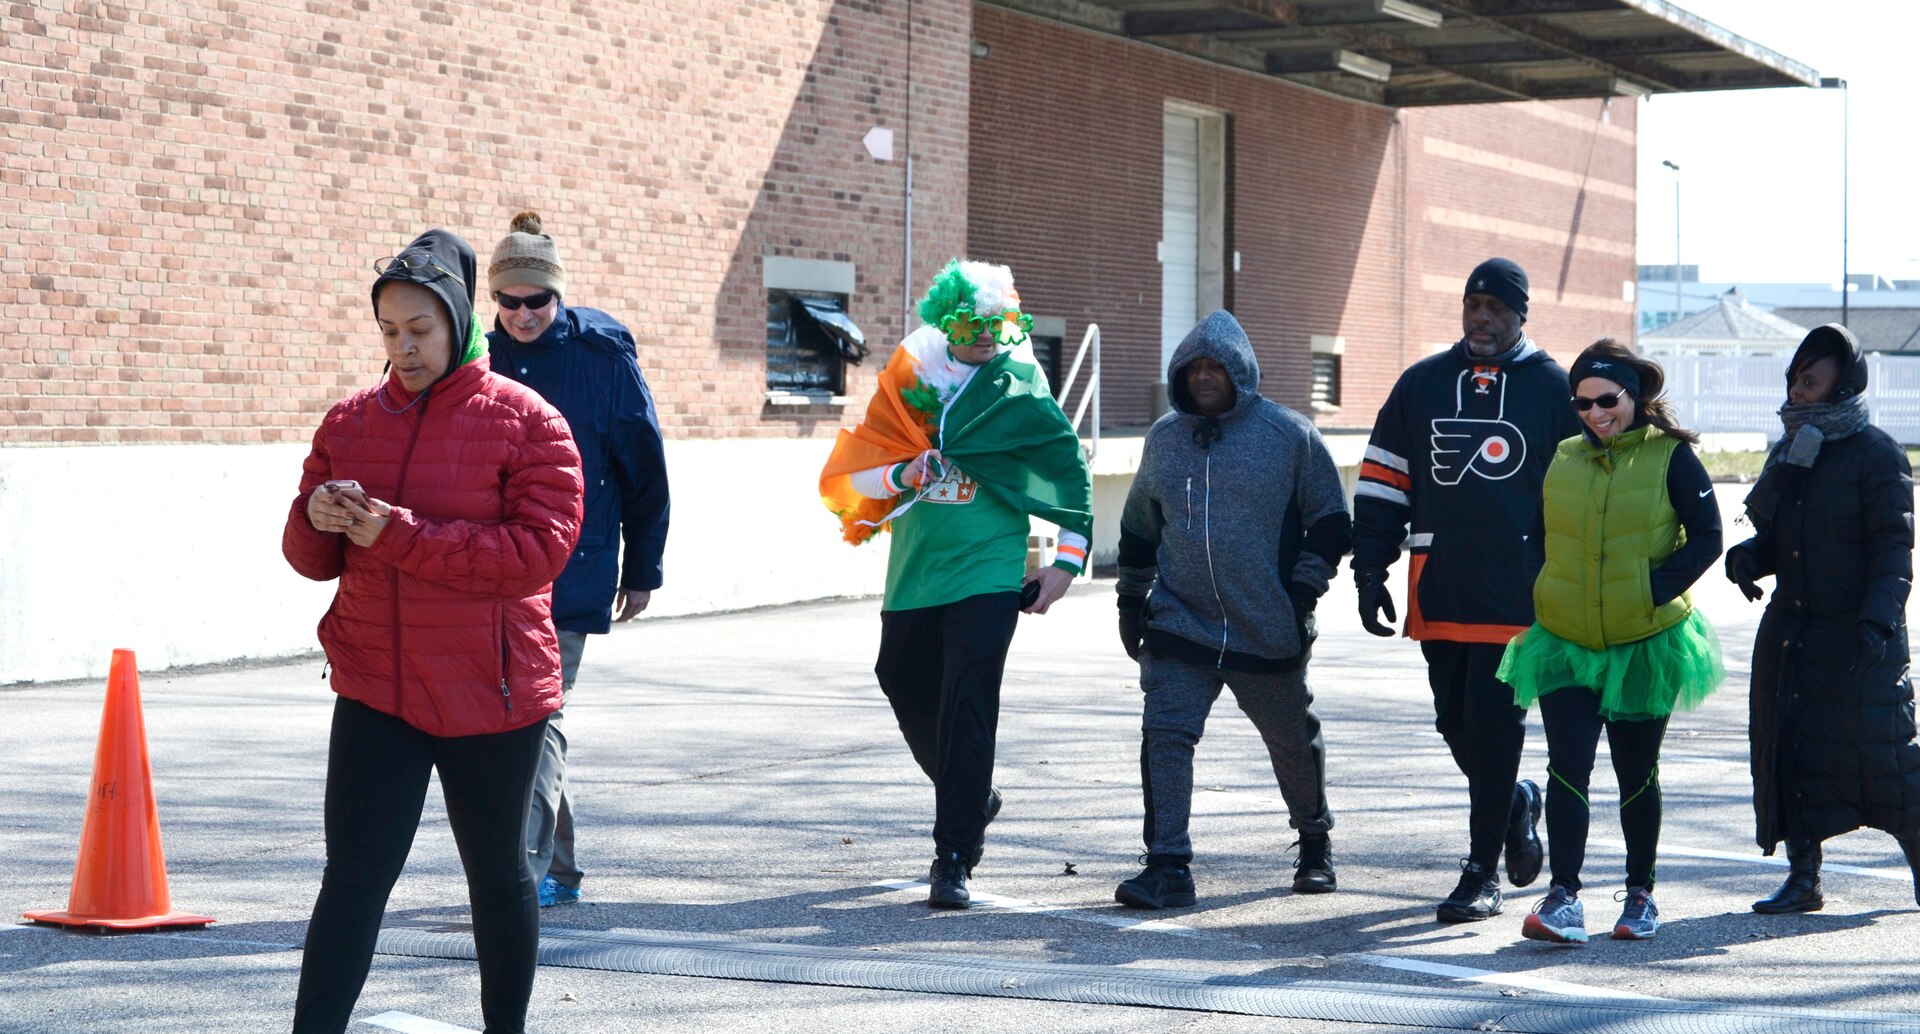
[1497,609,1725,721]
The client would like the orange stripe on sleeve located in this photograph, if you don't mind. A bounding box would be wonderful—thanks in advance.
[1360,461,1413,491]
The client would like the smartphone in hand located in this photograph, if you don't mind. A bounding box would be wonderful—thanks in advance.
[324,479,366,504]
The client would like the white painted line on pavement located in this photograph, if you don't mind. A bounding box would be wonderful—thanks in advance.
[873,879,1200,936]
[875,878,1652,1002]
[1656,753,1743,766]
[1346,953,1666,1001]
[1591,839,1913,880]
[359,1011,478,1033]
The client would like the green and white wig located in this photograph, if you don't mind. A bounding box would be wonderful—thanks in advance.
[917,259,1034,353]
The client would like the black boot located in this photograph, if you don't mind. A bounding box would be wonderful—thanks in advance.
[1898,831,1920,908]
[1115,859,1197,910]
[1291,833,1337,894]
[1753,838,1823,914]
[928,851,971,910]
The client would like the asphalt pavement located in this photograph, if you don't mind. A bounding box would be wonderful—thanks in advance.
[4,490,1920,1033]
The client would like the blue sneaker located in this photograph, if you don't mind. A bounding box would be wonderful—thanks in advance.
[538,874,581,907]
[1611,887,1659,940]
[1521,885,1587,944]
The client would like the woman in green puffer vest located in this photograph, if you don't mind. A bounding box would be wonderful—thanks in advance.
[1498,339,1725,946]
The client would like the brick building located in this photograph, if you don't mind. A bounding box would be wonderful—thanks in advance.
[0,0,1812,682]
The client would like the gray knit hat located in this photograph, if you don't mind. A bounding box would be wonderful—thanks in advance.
[488,211,566,296]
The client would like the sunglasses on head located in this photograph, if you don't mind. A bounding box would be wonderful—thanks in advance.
[374,252,466,288]
[493,290,555,311]
[1570,391,1626,412]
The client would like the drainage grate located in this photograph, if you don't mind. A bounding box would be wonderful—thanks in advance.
[375,921,1920,1033]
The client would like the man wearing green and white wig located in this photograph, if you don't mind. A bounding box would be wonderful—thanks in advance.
[823,259,1093,908]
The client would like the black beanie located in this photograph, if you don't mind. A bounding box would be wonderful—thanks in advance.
[1465,258,1529,321]
[371,229,479,385]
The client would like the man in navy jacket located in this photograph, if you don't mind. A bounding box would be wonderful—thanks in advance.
[487,212,671,907]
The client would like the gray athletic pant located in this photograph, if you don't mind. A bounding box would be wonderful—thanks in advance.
[1139,649,1333,866]
[526,630,587,889]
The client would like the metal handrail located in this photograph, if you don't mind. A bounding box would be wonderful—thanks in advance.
[1058,323,1101,461]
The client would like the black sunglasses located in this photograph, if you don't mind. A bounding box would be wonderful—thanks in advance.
[493,290,555,311]
[1569,391,1626,412]
[373,252,466,288]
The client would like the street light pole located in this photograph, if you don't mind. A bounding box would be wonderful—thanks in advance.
[1661,160,1681,327]
[1821,77,1849,327]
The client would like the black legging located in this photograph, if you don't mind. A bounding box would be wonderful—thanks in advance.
[1538,686,1668,894]
[293,697,548,1034]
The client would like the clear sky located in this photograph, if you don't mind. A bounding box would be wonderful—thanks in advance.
[1634,0,1920,285]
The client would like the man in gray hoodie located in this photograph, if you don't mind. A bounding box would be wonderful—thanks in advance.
[1113,311,1353,909]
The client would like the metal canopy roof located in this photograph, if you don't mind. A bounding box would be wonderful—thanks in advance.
[985,0,1819,106]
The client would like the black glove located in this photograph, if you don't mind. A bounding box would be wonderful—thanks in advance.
[1726,549,1763,603]
[1287,583,1319,649]
[1355,566,1398,638]
[1118,596,1146,660]
[1854,621,1892,675]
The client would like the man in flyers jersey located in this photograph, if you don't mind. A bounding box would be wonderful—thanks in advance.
[1350,258,1582,923]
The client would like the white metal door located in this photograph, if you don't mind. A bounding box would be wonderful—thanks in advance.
[1161,111,1201,376]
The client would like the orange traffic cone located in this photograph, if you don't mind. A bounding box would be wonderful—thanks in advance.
[25,649,213,931]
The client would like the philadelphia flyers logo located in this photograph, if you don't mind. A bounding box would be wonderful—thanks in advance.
[1431,367,1527,485]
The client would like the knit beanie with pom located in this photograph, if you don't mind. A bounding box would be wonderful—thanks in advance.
[488,211,566,296]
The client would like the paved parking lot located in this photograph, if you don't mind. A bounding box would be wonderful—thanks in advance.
[4,498,1920,1032]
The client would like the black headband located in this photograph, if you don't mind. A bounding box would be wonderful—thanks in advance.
[1570,356,1641,400]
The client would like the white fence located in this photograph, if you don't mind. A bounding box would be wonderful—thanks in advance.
[1657,353,1920,445]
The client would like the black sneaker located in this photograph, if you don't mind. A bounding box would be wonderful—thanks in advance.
[1291,833,1337,894]
[986,787,1003,825]
[1437,859,1503,922]
[1115,862,1196,910]
[928,852,971,910]
[1505,780,1544,888]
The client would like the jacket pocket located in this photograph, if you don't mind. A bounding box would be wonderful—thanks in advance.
[490,603,513,715]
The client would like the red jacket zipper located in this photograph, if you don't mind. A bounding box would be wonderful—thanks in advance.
[389,390,429,711]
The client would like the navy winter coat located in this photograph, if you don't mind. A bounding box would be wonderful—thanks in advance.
[489,305,670,634]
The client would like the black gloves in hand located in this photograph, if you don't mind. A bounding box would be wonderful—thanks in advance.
[1355,566,1398,638]
[1854,621,1892,675]
[1726,549,1764,602]
[1287,583,1319,649]
[1118,596,1146,660]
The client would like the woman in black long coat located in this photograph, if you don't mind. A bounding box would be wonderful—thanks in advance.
[1726,323,1920,913]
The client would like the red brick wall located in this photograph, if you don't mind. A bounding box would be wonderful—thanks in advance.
[0,0,971,444]
[968,7,1636,430]
[1405,98,1640,370]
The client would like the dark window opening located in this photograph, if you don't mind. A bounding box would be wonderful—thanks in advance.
[1312,353,1341,408]
[767,289,865,394]
[1030,334,1063,397]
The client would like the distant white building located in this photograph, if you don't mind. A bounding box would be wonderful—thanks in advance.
[1640,287,1810,357]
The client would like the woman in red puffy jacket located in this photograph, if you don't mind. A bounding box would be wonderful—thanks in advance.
[281,228,583,1034]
